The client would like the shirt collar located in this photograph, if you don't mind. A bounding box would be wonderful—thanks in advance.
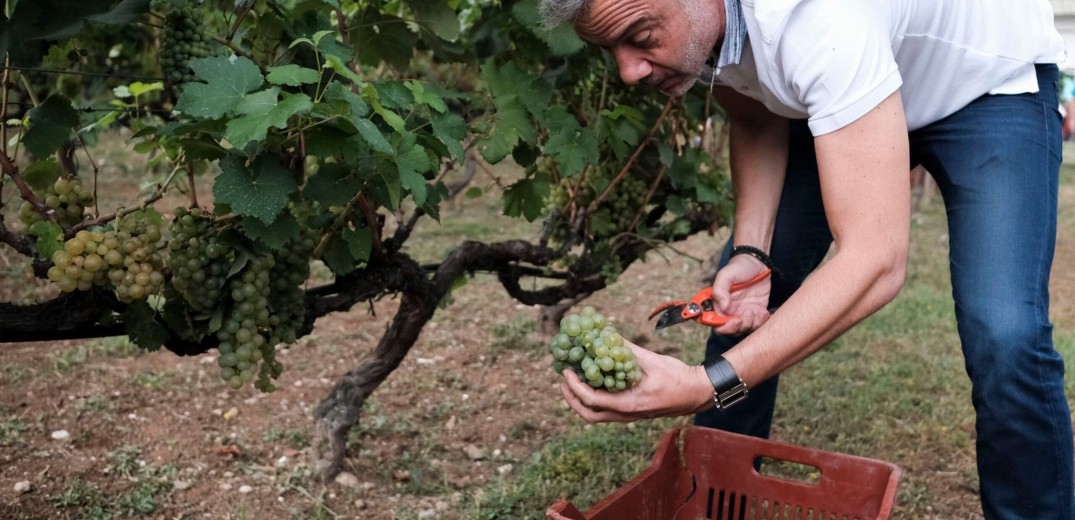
[717,0,746,68]
[699,0,746,85]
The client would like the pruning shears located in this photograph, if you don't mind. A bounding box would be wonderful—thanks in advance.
[647,269,772,330]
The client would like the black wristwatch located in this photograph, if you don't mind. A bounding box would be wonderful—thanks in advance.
[702,356,749,410]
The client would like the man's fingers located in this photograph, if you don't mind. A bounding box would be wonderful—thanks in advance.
[559,381,632,423]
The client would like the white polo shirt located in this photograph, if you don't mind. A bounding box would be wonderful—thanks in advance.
[712,0,1066,135]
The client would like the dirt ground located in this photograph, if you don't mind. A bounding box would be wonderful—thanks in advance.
[1,140,1074,519]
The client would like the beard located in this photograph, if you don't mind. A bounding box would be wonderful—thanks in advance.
[655,0,718,96]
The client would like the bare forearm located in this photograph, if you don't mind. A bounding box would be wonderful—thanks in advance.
[724,246,906,386]
[728,120,788,250]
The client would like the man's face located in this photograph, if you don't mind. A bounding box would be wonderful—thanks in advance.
[574,0,722,96]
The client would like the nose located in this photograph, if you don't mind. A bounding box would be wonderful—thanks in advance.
[612,47,652,85]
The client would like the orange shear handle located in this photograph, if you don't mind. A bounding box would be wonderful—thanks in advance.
[682,268,772,327]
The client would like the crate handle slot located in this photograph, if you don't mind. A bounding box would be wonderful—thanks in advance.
[755,456,822,486]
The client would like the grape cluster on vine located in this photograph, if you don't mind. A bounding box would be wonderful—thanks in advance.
[168,207,232,312]
[167,208,315,391]
[19,176,93,229]
[159,8,212,84]
[46,214,166,301]
[550,306,643,392]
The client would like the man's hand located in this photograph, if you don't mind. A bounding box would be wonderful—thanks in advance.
[711,254,772,336]
[559,340,714,422]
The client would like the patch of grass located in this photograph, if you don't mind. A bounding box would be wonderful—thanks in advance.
[77,395,114,413]
[52,480,113,520]
[466,420,681,519]
[52,338,142,371]
[53,462,173,518]
[0,414,29,447]
[126,371,175,389]
[263,427,310,450]
[115,475,170,517]
[107,445,143,478]
[487,317,541,363]
[0,363,32,383]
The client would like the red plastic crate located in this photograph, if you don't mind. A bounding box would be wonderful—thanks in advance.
[547,426,900,520]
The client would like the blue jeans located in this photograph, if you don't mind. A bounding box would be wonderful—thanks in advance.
[695,64,1073,519]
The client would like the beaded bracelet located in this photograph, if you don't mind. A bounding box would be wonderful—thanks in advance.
[730,245,774,269]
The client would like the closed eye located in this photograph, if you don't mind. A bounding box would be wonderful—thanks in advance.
[630,31,656,49]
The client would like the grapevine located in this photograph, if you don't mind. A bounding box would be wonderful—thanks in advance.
[550,306,644,392]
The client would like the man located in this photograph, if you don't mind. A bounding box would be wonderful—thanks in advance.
[539,0,1074,517]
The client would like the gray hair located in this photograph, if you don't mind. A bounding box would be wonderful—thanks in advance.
[538,0,590,30]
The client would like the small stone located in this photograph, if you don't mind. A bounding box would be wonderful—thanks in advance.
[220,483,232,491]
[239,485,253,494]
[446,416,457,431]
[416,358,435,366]
[355,499,367,509]
[497,464,514,475]
[435,501,449,511]
[14,481,31,494]
[173,480,192,491]
[50,430,70,441]
[417,510,435,520]
[392,470,411,482]
[223,471,234,478]
[223,407,239,420]
[464,444,486,461]
[275,456,289,468]
[334,472,360,488]
[361,481,375,491]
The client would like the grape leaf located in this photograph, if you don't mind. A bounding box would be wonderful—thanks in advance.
[28,221,63,259]
[321,233,355,275]
[431,111,465,160]
[343,226,373,263]
[366,162,402,210]
[374,81,414,109]
[22,158,61,191]
[323,81,370,120]
[477,63,538,163]
[356,14,417,70]
[266,64,320,86]
[503,174,550,222]
[225,89,313,146]
[355,118,394,154]
[175,57,264,120]
[407,0,460,41]
[545,126,598,178]
[304,163,358,207]
[24,95,78,158]
[124,300,166,352]
[241,211,300,250]
[214,154,297,224]
[405,80,446,113]
[512,0,585,56]
[178,137,227,161]
[397,142,431,205]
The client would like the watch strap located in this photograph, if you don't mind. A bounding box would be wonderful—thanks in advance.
[703,355,749,410]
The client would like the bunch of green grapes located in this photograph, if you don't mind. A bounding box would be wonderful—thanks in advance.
[168,208,232,312]
[46,214,165,301]
[602,176,649,229]
[267,234,315,345]
[215,255,279,391]
[19,176,93,229]
[550,306,644,392]
[109,214,166,302]
[159,8,212,84]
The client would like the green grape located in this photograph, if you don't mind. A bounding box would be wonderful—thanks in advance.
[550,308,643,393]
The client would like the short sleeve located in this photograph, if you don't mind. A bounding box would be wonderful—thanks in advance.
[772,0,902,135]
